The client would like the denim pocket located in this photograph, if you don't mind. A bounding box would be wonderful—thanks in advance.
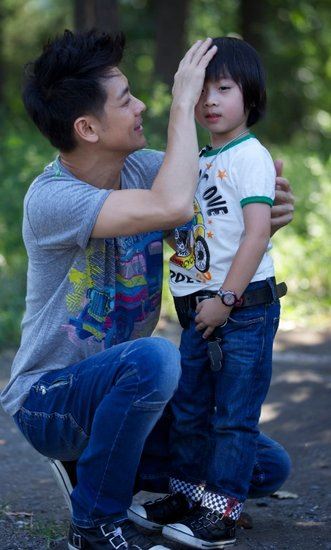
[15,409,36,445]
[17,407,89,460]
[227,306,265,327]
[220,306,267,378]
[33,373,73,395]
[227,314,264,327]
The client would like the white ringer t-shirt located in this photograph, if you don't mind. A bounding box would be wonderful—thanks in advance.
[169,133,276,297]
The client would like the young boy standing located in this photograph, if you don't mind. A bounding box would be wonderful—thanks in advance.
[129,37,290,548]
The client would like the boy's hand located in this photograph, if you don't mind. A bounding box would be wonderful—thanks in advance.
[172,38,217,108]
[195,297,230,339]
[271,159,295,235]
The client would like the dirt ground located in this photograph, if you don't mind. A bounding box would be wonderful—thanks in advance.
[1,323,331,549]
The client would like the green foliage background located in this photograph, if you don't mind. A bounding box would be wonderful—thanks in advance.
[0,0,330,349]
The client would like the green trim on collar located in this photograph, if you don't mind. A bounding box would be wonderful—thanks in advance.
[202,133,255,157]
[240,196,274,208]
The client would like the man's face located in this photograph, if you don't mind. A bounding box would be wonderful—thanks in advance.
[93,68,147,153]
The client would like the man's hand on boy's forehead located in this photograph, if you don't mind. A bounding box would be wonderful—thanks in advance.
[172,38,217,107]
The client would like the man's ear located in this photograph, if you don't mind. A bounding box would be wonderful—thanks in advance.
[73,116,99,144]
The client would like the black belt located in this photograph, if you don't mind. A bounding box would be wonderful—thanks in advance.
[188,281,287,310]
[173,280,287,333]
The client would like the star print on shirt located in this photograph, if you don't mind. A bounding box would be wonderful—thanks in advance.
[217,169,227,180]
[207,231,214,238]
[207,219,213,224]
[206,163,213,170]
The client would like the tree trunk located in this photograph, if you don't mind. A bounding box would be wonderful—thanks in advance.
[74,0,119,33]
[0,3,4,104]
[239,0,267,52]
[153,0,190,87]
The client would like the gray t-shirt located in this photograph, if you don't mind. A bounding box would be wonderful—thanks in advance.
[1,149,164,415]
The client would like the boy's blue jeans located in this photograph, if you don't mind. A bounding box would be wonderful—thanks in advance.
[167,278,289,502]
[13,336,181,528]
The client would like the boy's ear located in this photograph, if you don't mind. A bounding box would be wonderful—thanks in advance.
[73,116,99,144]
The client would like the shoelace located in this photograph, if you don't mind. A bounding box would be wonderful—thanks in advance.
[145,494,171,506]
[146,493,184,514]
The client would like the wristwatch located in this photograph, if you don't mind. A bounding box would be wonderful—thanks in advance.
[216,287,239,307]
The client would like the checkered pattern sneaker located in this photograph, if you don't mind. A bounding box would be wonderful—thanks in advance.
[68,519,170,549]
[169,477,205,502]
[128,492,196,532]
[202,492,243,521]
[162,506,236,548]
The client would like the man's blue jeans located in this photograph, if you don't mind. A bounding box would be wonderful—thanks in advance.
[166,279,290,502]
[13,337,181,528]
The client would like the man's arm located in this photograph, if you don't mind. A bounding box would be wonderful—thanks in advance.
[271,159,295,236]
[92,39,217,238]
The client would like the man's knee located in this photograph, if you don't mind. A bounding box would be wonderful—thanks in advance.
[125,337,181,403]
[249,441,292,498]
[272,446,292,489]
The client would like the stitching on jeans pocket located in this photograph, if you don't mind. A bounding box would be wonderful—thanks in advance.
[227,315,264,326]
[19,408,89,438]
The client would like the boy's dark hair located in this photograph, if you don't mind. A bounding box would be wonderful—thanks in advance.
[206,37,266,127]
[22,30,125,152]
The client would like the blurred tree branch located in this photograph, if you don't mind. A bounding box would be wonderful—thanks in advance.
[152,0,190,87]
[239,0,267,52]
[74,0,119,33]
[0,2,3,104]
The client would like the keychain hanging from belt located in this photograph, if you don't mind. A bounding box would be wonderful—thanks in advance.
[208,337,224,371]
[207,319,228,371]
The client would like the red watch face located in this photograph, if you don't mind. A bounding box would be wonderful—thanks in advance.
[222,292,236,306]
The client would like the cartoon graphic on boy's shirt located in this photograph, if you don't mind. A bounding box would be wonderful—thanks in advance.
[170,198,211,279]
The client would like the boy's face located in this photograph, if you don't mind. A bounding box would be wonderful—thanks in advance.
[195,76,248,147]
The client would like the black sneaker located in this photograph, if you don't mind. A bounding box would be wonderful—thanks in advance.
[68,519,170,549]
[128,493,196,532]
[162,506,236,548]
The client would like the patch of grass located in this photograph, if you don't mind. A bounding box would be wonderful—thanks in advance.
[0,504,67,547]
[27,518,67,546]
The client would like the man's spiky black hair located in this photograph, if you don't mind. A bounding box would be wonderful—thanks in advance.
[23,29,125,151]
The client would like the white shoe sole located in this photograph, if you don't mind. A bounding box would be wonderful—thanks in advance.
[69,540,170,550]
[48,458,74,513]
[162,525,236,549]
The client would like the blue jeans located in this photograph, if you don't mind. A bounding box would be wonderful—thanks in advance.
[168,279,286,501]
[137,412,291,499]
[13,337,181,528]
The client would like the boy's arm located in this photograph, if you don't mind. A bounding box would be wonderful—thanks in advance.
[271,159,295,235]
[195,203,271,338]
[92,39,217,238]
